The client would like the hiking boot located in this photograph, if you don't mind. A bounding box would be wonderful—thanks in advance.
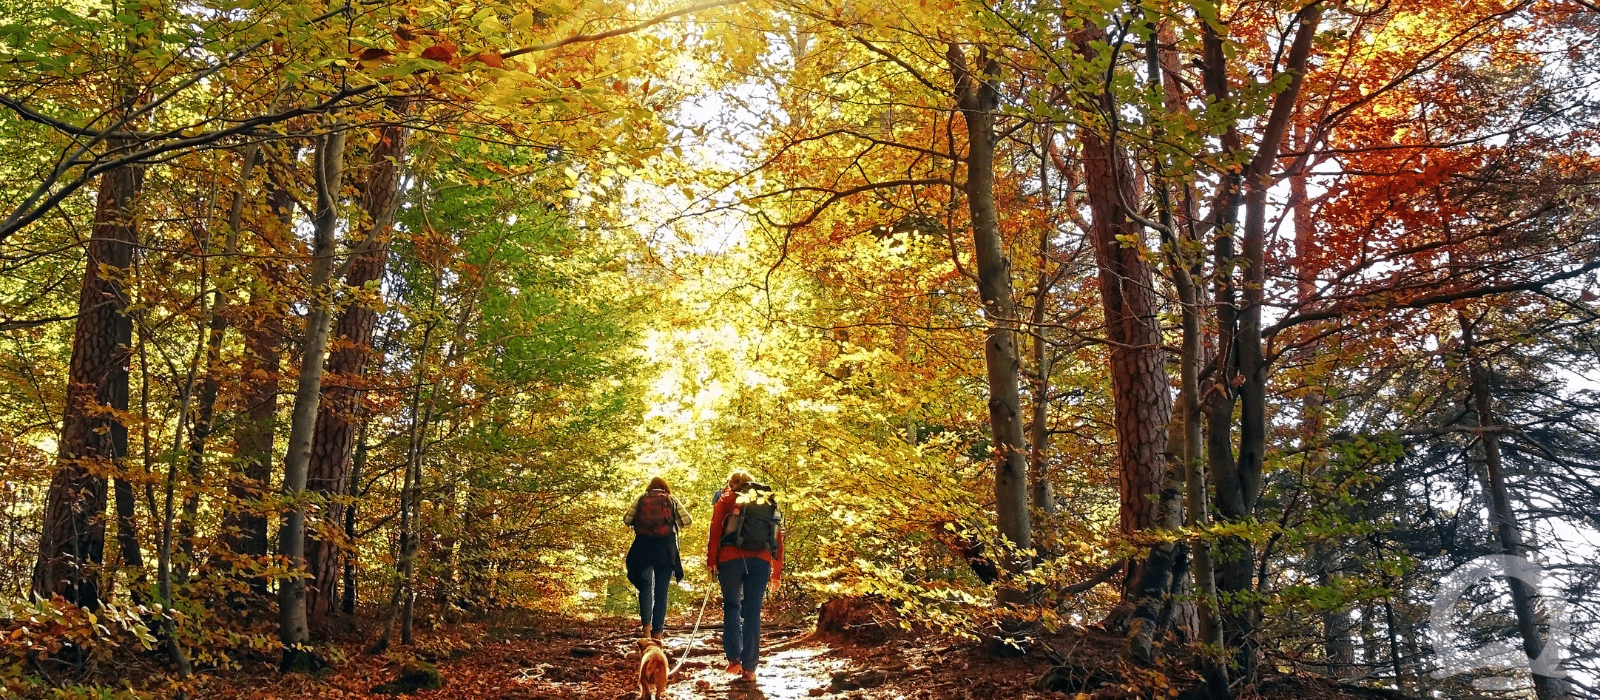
[725,661,744,676]
[739,670,757,683]
[651,630,663,640]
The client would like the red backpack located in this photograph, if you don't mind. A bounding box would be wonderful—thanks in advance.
[633,491,677,538]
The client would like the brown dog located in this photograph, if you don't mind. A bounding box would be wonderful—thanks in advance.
[636,637,669,700]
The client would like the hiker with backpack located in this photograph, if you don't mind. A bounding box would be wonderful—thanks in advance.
[707,470,784,683]
[625,477,692,639]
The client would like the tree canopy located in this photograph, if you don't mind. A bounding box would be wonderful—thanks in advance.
[2,0,1599,698]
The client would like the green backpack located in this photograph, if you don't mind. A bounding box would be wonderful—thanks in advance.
[721,483,781,552]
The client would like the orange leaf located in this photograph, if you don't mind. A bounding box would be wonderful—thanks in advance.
[420,41,457,62]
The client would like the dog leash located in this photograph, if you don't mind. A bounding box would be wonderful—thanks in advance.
[670,585,713,676]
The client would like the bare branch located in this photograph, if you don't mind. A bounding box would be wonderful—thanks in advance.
[502,0,744,60]
[853,36,943,94]
[1269,260,1600,334]
[0,314,78,331]
[0,84,382,244]
[764,178,956,231]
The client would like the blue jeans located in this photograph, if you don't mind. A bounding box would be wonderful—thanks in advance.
[717,557,771,670]
[636,564,673,635]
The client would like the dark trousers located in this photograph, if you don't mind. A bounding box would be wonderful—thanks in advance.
[636,564,673,634]
[717,557,771,669]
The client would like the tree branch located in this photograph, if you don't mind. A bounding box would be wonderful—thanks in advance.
[502,0,744,60]
[0,314,78,331]
[1269,259,1600,334]
[0,84,381,244]
[853,35,943,94]
[764,179,956,231]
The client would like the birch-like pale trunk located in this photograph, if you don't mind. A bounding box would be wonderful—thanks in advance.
[949,45,1032,584]
[278,129,346,671]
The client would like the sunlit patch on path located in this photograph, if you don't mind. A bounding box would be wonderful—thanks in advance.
[678,643,847,700]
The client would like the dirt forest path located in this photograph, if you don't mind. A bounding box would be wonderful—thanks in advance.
[644,625,846,700]
[493,615,1047,700]
[189,609,1391,700]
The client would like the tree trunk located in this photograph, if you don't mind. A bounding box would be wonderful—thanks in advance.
[1289,147,1357,680]
[221,149,294,596]
[1123,24,1200,661]
[1200,11,1250,676]
[307,111,408,621]
[279,130,346,671]
[1203,6,1322,680]
[1028,127,1059,535]
[34,157,144,609]
[112,475,145,601]
[179,146,260,582]
[949,44,1032,574]
[342,422,369,615]
[160,317,208,682]
[1068,26,1173,601]
[1318,562,1357,678]
[1462,315,1572,700]
[371,324,434,654]
[1172,181,1224,692]
[434,481,460,620]
[368,217,496,653]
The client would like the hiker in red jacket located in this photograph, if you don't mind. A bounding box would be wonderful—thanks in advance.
[625,477,692,639]
[707,470,784,683]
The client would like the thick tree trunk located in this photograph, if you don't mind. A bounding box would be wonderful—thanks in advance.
[1126,433,1185,662]
[34,158,143,608]
[279,130,346,671]
[1123,25,1198,662]
[1462,316,1572,700]
[112,476,145,597]
[949,45,1032,572]
[1068,27,1172,602]
[306,113,408,620]
[224,293,281,576]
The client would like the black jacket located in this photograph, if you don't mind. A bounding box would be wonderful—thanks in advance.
[626,532,684,588]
